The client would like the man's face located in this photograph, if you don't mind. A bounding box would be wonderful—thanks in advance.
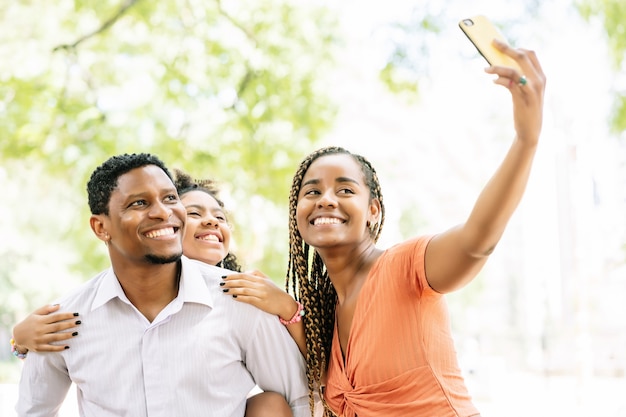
[101,165,186,265]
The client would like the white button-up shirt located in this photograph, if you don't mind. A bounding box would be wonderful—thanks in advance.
[16,257,310,417]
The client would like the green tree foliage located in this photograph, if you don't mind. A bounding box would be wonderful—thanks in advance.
[577,0,626,133]
[0,0,339,281]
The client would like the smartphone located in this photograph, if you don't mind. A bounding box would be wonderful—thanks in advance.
[458,15,521,72]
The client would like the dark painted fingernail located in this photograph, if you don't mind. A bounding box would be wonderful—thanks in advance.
[72,332,78,336]
[73,312,79,316]
[222,288,229,293]
[232,295,237,298]
[64,346,70,350]
[75,320,82,325]
[219,282,225,286]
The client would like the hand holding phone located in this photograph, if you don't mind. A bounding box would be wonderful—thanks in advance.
[459,15,522,73]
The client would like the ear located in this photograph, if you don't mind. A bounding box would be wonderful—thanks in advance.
[90,215,110,243]
[369,197,381,225]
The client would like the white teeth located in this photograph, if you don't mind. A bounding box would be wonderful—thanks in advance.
[198,235,219,242]
[145,227,175,238]
[313,217,342,225]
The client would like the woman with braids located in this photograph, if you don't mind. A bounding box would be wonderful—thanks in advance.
[286,41,545,416]
[10,169,303,417]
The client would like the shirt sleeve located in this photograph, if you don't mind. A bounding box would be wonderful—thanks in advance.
[243,312,311,417]
[15,351,72,417]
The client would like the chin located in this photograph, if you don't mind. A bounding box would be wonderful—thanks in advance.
[202,256,223,266]
[145,252,183,265]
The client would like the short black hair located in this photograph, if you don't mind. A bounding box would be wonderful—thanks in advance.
[87,153,173,215]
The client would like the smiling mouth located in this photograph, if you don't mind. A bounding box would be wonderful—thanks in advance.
[196,234,221,242]
[145,227,177,238]
[312,217,344,225]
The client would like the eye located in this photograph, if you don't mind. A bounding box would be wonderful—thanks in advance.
[129,200,147,207]
[212,211,228,222]
[338,188,355,195]
[304,189,320,196]
[165,194,179,202]
[187,211,201,217]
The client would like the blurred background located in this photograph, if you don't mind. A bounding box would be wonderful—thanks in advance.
[1,0,625,416]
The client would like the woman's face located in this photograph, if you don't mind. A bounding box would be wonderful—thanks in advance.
[295,154,378,250]
[180,190,231,265]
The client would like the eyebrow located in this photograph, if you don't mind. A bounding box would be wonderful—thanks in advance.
[184,204,204,211]
[302,177,359,187]
[124,187,178,201]
[184,203,224,213]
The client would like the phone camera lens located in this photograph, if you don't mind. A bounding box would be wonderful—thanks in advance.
[462,19,474,27]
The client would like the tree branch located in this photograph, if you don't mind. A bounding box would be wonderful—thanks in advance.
[215,0,258,46]
[53,0,142,52]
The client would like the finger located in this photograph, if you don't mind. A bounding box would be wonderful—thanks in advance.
[222,273,259,282]
[224,285,259,297]
[221,279,253,291]
[222,275,265,289]
[46,319,81,334]
[244,269,268,278]
[492,39,527,66]
[485,63,520,82]
[32,344,71,353]
[521,49,546,89]
[490,40,535,76]
[228,293,264,308]
[41,330,79,344]
[493,75,517,89]
[33,304,61,315]
[43,312,80,325]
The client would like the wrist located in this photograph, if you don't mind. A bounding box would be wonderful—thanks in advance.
[278,301,305,326]
[10,338,28,359]
[278,298,299,321]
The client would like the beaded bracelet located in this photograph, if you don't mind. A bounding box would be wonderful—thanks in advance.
[279,301,305,326]
[10,338,28,360]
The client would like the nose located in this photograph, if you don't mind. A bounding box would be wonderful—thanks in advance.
[202,214,220,228]
[317,190,338,208]
[148,201,173,219]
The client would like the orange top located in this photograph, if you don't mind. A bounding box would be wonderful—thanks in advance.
[324,236,480,417]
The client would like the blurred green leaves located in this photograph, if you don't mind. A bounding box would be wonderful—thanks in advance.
[577,0,626,134]
[0,0,340,281]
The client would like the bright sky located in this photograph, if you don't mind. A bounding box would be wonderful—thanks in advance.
[314,1,626,416]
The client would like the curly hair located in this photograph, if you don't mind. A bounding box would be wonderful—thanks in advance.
[173,169,242,272]
[286,146,385,416]
[87,153,172,215]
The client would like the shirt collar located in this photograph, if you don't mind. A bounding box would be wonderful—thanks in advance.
[91,256,213,312]
[179,256,214,307]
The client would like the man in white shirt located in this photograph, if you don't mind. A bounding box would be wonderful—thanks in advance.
[16,153,310,417]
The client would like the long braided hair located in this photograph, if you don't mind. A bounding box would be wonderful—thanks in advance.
[173,169,242,272]
[286,146,385,416]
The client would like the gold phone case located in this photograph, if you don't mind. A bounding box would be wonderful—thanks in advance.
[459,15,521,72]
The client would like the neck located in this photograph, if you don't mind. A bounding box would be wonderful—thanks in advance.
[112,259,181,322]
[318,242,382,303]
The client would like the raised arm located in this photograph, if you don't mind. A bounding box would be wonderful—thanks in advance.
[426,39,546,293]
[221,271,306,356]
[12,304,81,355]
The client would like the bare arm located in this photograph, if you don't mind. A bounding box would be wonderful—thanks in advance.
[426,40,546,293]
[13,304,81,353]
[221,271,306,356]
